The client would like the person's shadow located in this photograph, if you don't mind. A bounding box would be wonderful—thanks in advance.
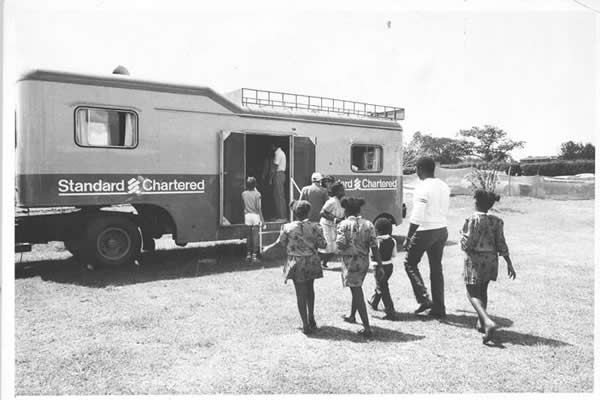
[440,310,571,349]
[309,325,425,343]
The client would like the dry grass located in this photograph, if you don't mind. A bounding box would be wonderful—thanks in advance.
[15,195,594,394]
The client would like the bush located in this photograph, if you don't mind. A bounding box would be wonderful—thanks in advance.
[520,160,595,176]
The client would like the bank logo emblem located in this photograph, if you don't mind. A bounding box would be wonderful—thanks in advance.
[127,177,141,194]
[353,178,362,190]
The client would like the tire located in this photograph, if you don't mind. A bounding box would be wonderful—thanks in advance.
[83,215,141,268]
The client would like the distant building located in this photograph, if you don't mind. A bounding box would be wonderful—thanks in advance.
[520,156,558,163]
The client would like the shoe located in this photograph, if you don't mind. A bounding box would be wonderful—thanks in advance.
[414,301,433,314]
[309,319,317,330]
[342,315,356,324]
[322,263,329,269]
[425,310,447,319]
[245,254,252,262]
[303,326,314,335]
[358,328,373,338]
[367,299,378,311]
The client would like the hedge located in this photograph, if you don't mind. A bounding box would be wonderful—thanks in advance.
[520,160,595,176]
[440,162,522,175]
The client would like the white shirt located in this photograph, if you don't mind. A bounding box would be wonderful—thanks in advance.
[410,177,450,231]
[274,148,287,172]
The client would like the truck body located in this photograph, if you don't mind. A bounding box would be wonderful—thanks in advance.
[15,70,404,266]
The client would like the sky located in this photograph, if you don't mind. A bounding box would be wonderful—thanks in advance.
[5,0,599,160]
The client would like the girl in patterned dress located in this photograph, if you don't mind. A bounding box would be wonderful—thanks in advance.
[460,190,516,343]
[319,181,346,268]
[263,200,327,334]
[336,197,383,338]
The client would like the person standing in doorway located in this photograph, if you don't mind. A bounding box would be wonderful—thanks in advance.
[241,177,264,262]
[299,172,329,223]
[272,144,287,222]
[403,156,450,318]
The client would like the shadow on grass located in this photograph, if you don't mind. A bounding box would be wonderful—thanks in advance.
[310,325,425,343]
[485,329,572,348]
[15,243,284,288]
[442,310,571,349]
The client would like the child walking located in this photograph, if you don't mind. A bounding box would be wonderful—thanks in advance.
[460,190,516,343]
[336,197,383,338]
[263,200,327,334]
[367,217,398,320]
[241,177,264,262]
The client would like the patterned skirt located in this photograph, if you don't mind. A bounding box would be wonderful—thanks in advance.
[463,251,499,285]
[284,254,324,283]
[341,254,370,287]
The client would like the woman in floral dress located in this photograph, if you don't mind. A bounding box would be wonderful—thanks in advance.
[319,181,345,268]
[263,200,327,334]
[460,190,516,343]
[336,197,383,337]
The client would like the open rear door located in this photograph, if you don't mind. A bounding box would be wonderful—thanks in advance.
[291,136,316,200]
[220,131,245,225]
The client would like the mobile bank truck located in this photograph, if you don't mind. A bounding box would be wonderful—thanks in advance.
[15,70,405,267]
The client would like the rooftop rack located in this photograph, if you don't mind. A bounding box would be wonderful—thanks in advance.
[241,88,404,121]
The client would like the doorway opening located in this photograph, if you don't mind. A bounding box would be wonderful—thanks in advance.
[245,134,290,222]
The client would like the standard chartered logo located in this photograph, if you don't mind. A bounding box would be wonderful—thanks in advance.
[341,178,398,191]
[127,178,141,194]
[57,176,205,196]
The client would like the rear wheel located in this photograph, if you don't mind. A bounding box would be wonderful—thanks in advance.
[83,215,141,268]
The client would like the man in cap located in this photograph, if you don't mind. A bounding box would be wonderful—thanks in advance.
[299,172,329,223]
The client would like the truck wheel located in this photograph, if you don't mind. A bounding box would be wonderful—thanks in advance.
[84,215,141,268]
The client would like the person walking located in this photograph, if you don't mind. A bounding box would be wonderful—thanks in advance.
[272,144,287,222]
[319,181,345,268]
[403,156,450,318]
[367,217,398,320]
[262,200,327,334]
[299,172,329,223]
[336,197,383,338]
[460,190,516,343]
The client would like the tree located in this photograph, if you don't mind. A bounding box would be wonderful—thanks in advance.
[403,131,471,166]
[457,125,525,162]
[559,141,595,160]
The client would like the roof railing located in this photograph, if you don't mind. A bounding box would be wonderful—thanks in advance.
[241,88,404,121]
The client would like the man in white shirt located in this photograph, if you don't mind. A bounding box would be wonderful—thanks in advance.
[403,156,450,318]
[272,144,287,221]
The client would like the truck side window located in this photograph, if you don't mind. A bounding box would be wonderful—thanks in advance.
[351,144,383,173]
[75,107,138,148]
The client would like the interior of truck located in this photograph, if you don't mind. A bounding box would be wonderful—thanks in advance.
[245,134,290,222]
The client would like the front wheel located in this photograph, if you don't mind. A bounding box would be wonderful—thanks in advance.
[83,215,141,268]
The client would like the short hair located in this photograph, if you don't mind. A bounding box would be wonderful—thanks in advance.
[474,190,500,212]
[374,217,393,235]
[330,181,345,195]
[291,200,311,220]
[246,176,256,190]
[416,156,436,174]
[341,196,365,215]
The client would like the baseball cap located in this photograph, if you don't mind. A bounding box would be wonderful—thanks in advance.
[311,172,323,182]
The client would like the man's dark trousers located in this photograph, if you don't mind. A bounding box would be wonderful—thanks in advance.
[404,227,448,314]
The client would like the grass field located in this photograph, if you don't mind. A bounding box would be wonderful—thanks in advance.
[15,195,595,394]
